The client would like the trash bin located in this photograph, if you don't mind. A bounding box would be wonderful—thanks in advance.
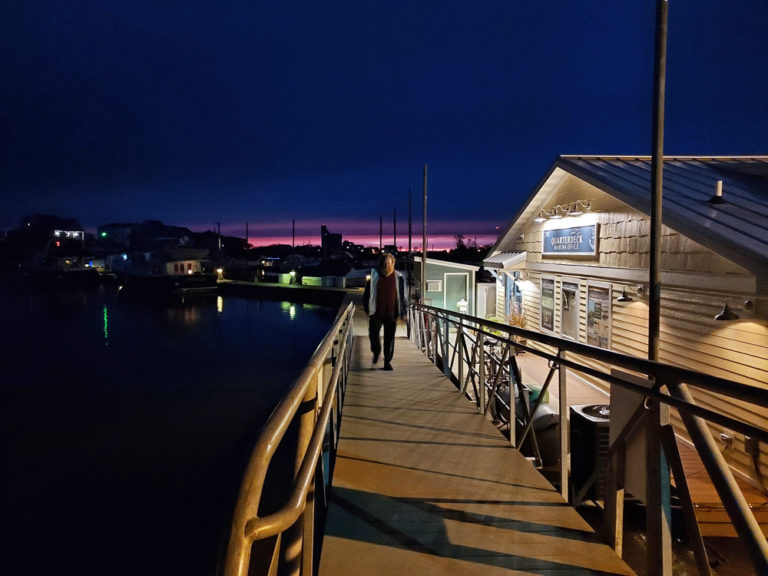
[518,404,560,466]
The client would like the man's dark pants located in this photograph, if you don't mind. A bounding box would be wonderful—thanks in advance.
[368,314,396,365]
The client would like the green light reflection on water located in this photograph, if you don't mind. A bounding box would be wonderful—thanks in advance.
[103,305,109,346]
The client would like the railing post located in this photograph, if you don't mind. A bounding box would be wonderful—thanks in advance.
[431,314,437,365]
[558,348,568,500]
[456,319,464,388]
[282,382,318,575]
[604,444,625,556]
[478,331,485,414]
[508,348,516,447]
[645,397,673,575]
[301,471,316,576]
[440,314,451,378]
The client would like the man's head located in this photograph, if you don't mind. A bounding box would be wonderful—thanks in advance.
[379,253,395,276]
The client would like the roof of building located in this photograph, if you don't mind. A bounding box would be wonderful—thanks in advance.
[490,156,768,279]
[482,251,526,269]
[413,255,480,271]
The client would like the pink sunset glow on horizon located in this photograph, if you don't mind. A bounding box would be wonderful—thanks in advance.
[198,217,502,251]
[240,233,499,251]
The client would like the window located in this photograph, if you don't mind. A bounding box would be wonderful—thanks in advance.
[587,284,611,348]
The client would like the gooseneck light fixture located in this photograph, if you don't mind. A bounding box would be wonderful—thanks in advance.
[713,298,754,321]
[714,299,739,321]
[617,288,634,303]
[534,200,592,222]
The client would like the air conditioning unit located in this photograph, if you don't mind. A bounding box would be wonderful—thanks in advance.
[570,404,610,504]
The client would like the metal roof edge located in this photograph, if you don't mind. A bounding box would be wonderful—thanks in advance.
[559,154,768,161]
[412,255,480,271]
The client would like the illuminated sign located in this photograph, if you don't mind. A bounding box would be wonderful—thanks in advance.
[543,224,597,256]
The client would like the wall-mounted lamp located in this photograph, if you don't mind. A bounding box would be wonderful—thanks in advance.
[535,200,592,222]
[617,288,634,303]
[567,200,589,216]
[713,298,754,321]
[714,299,739,321]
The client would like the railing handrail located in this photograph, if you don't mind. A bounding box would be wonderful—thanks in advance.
[411,302,768,574]
[244,344,347,542]
[224,299,355,576]
[414,303,768,410]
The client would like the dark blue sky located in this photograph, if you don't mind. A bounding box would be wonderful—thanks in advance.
[2,1,767,247]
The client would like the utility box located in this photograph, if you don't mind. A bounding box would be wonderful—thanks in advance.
[570,404,610,504]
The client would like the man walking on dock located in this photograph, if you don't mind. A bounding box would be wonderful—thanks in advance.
[364,253,406,370]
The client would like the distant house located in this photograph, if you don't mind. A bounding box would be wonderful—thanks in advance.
[484,155,768,483]
[412,256,480,316]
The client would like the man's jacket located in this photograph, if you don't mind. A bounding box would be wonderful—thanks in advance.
[363,268,407,318]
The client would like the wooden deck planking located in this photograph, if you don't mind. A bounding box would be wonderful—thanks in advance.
[319,329,635,575]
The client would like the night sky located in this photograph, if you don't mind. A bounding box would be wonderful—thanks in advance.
[3,1,767,248]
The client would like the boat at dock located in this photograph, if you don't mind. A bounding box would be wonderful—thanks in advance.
[23,231,101,286]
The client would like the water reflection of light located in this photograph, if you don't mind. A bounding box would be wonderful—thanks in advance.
[103,305,109,346]
[280,301,298,320]
[217,296,224,314]
[167,307,201,324]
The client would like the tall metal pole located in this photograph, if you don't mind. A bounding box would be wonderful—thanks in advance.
[647,2,672,574]
[421,165,428,303]
[649,4,666,361]
[407,188,412,338]
[408,187,412,254]
[393,206,397,250]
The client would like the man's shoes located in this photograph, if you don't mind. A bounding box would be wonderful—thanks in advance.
[383,363,393,371]
[372,352,380,365]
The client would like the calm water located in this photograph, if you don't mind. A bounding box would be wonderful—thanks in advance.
[0,280,338,576]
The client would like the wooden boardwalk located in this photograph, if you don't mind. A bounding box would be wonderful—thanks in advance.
[318,324,635,575]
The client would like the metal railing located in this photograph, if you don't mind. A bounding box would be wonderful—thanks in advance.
[410,302,768,575]
[223,300,355,576]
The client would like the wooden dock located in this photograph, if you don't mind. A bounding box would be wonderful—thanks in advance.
[318,320,635,575]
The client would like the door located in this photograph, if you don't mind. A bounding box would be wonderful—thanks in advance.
[444,273,469,314]
[561,282,579,341]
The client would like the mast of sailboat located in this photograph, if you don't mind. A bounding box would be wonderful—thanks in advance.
[408,186,412,255]
[421,164,427,303]
[393,206,397,250]
[407,187,412,338]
